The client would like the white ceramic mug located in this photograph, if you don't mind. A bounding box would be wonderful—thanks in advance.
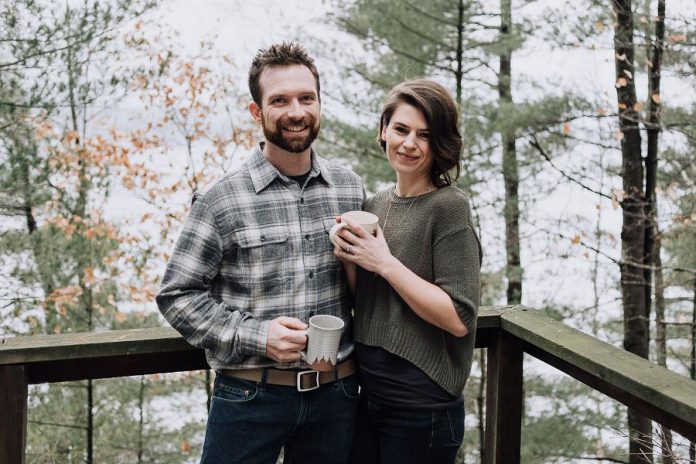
[329,211,379,247]
[300,314,345,371]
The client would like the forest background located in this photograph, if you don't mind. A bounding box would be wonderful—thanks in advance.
[1,0,695,462]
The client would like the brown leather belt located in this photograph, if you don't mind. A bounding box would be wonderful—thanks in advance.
[218,359,357,392]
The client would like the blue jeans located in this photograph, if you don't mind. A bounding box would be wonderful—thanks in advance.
[350,396,464,464]
[200,372,359,464]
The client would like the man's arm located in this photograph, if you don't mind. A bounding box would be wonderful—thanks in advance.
[156,197,269,363]
[156,196,309,364]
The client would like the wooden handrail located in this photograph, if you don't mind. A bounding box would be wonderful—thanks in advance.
[2,306,695,464]
[501,308,696,442]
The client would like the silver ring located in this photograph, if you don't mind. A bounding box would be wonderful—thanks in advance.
[346,245,353,254]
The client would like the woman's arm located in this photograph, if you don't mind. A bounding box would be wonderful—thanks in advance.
[380,253,468,337]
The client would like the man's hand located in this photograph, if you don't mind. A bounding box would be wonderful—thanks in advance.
[265,317,308,363]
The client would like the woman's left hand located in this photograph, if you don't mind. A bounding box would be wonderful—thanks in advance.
[333,216,397,275]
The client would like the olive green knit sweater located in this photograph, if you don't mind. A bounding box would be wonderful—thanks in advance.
[354,185,482,396]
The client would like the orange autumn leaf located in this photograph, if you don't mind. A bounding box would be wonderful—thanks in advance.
[651,93,661,104]
[570,235,581,245]
[180,440,191,454]
[48,285,83,304]
[84,267,95,284]
[562,122,570,135]
[615,77,628,88]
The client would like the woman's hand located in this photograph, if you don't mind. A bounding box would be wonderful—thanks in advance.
[333,216,398,276]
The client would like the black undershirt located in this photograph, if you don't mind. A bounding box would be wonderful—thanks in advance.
[354,342,462,409]
[288,170,312,188]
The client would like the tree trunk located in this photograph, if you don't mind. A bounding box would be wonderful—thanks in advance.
[612,0,652,462]
[499,0,522,305]
[477,349,486,462]
[138,376,145,464]
[455,0,464,107]
[653,240,678,464]
[646,0,667,460]
[654,237,672,464]
[691,279,696,462]
[86,379,93,464]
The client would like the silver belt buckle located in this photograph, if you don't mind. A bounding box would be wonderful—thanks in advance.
[296,370,320,392]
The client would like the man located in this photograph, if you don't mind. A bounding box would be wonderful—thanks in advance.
[156,42,365,463]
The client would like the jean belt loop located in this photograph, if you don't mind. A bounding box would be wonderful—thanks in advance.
[260,368,268,389]
[333,365,339,383]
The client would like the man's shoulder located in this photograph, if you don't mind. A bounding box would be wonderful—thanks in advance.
[316,154,363,187]
[194,164,253,206]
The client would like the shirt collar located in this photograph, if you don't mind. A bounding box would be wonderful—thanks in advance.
[248,142,334,193]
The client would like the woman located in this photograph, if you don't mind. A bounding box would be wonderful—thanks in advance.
[333,79,482,464]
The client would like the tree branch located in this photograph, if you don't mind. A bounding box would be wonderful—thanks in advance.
[528,134,612,199]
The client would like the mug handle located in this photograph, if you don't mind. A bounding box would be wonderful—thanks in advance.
[299,328,310,362]
[329,222,348,246]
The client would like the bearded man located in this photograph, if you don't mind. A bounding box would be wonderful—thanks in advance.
[156,42,365,463]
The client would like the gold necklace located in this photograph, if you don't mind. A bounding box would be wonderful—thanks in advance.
[381,185,435,235]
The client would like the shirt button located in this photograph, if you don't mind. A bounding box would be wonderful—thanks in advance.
[300,198,305,204]
[260,235,266,242]
[308,271,314,278]
[305,234,310,240]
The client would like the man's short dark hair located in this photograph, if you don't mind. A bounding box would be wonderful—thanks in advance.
[248,42,321,106]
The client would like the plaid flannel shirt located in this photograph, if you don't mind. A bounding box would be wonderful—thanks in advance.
[156,145,365,370]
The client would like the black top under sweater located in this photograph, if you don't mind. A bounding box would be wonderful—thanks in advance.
[354,343,462,409]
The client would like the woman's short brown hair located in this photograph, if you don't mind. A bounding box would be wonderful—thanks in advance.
[378,79,462,187]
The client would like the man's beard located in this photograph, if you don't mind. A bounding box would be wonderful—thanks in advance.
[262,115,320,153]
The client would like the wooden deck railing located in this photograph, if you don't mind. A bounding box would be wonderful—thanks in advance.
[2,306,695,463]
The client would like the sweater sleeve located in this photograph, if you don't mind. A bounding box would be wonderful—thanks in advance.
[431,196,482,331]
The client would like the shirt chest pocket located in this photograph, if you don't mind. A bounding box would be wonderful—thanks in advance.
[235,226,290,286]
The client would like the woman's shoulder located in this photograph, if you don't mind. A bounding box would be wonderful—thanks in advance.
[430,186,472,217]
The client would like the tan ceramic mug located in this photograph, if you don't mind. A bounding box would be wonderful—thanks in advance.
[329,211,379,247]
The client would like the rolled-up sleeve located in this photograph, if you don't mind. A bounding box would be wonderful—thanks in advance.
[432,223,482,331]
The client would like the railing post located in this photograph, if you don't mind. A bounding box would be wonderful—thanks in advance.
[484,331,523,464]
[1,365,28,464]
